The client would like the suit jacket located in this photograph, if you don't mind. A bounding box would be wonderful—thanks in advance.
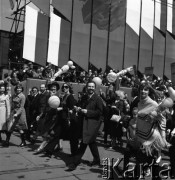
[30,93,40,118]
[38,91,50,118]
[82,93,103,144]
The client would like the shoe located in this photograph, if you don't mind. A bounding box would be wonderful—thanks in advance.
[33,148,44,155]
[65,163,77,171]
[2,141,9,147]
[19,142,26,147]
[54,147,63,152]
[89,160,101,167]
[44,150,53,158]
[28,138,36,145]
[19,133,27,147]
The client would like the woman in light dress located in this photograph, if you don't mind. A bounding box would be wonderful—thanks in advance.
[0,84,10,142]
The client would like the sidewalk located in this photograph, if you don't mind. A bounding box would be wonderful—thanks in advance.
[0,133,123,180]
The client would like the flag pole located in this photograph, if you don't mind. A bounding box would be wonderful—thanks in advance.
[137,0,143,71]
[122,0,127,69]
[151,0,156,67]
[163,0,168,80]
[68,0,74,62]
[87,0,94,72]
[105,0,111,72]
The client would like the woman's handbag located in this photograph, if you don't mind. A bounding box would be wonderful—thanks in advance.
[110,110,121,123]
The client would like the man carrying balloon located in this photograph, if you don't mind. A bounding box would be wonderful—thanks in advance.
[33,81,61,154]
[43,82,78,157]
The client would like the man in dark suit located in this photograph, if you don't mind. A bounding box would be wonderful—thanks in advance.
[31,83,50,143]
[25,87,40,141]
[29,87,40,133]
[66,80,104,171]
[37,83,50,120]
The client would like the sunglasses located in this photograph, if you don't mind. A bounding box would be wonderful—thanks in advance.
[63,86,69,89]
[50,88,57,91]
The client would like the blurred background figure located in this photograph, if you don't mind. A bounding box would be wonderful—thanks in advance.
[0,84,10,143]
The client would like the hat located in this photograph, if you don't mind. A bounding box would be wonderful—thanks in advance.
[47,81,60,91]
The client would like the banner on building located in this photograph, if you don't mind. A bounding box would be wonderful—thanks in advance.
[23,5,49,67]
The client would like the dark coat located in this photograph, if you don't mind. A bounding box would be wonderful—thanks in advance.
[38,91,50,118]
[82,93,103,144]
[60,93,77,140]
[36,91,50,133]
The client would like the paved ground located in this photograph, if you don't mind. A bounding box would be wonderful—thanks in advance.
[0,132,173,180]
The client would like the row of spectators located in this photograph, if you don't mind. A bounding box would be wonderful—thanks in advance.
[1,61,174,92]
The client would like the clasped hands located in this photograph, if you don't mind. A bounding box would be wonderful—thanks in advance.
[74,106,87,114]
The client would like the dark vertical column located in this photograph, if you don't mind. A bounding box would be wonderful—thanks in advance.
[137,0,143,70]
[68,0,74,60]
[151,0,156,67]
[122,0,127,69]
[106,0,111,71]
[163,0,167,77]
[87,0,93,72]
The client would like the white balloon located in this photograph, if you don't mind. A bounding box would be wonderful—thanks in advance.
[70,65,76,69]
[67,61,73,67]
[61,65,69,73]
[53,69,62,78]
[107,72,117,83]
[48,96,60,109]
[92,77,102,86]
[168,87,175,101]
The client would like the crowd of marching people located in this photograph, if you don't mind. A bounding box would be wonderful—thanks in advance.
[0,62,175,177]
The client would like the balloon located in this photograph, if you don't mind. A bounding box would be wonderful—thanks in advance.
[67,61,73,67]
[0,80,4,85]
[48,96,60,109]
[168,87,175,101]
[107,72,117,83]
[70,65,75,69]
[61,65,69,73]
[159,97,174,111]
[92,77,102,86]
[53,69,62,79]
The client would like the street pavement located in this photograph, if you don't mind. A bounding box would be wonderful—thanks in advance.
[0,132,173,180]
[0,132,123,180]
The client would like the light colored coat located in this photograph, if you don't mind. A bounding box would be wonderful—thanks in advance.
[0,94,10,130]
